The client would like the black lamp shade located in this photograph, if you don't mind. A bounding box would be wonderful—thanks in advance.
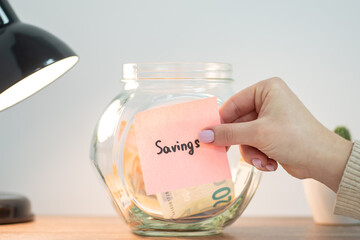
[0,0,78,111]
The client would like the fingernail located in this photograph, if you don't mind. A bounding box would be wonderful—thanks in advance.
[198,130,214,143]
[266,164,275,171]
[252,158,262,169]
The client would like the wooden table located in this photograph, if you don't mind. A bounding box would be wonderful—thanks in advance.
[1,216,360,240]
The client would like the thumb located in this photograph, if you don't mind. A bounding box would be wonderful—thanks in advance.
[199,121,257,146]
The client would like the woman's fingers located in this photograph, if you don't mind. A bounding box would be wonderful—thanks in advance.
[219,77,281,123]
[233,111,258,123]
[199,121,259,146]
[219,84,257,123]
[239,145,278,171]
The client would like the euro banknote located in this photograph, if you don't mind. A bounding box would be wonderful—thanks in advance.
[156,179,234,219]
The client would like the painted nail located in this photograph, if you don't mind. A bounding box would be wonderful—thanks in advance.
[266,164,275,171]
[252,158,262,169]
[198,130,214,143]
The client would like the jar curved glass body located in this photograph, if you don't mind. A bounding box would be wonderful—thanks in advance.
[91,63,261,237]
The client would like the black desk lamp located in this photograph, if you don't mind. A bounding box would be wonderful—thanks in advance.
[0,0,78,224]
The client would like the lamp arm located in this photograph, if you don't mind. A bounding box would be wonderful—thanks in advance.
[0,0,19,27]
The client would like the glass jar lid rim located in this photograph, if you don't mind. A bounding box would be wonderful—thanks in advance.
[122,62,233,80]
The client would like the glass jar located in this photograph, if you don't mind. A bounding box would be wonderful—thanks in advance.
[90,63,261,237]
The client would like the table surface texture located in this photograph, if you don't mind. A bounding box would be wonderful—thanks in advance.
[1,216,360,240]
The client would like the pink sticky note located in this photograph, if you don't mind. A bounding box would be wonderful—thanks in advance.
[134,97,231,195]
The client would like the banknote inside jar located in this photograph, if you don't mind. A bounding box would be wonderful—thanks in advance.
[105,123,250,221]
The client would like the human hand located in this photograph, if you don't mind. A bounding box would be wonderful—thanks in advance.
[199,78,353,192]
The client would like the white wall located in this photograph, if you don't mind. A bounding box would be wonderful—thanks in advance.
[1,0,360,216]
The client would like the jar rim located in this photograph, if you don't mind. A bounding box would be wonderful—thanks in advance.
[122,62,233,81]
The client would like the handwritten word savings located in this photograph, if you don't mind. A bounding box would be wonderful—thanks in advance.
[155,139,200,155]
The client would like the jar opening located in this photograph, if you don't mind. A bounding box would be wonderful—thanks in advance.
[122,62,233,81]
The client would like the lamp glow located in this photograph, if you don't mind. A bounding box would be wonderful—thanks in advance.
[0,56,78,111]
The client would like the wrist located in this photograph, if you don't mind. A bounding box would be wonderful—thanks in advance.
[310,130,353,192]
